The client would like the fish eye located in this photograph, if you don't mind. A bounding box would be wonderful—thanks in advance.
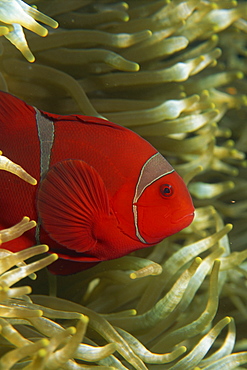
[160,184,173,198]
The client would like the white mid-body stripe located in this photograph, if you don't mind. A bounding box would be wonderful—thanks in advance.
[34,107,55,180]
[34,107,55,243]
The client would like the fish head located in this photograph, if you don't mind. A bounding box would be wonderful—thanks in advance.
[113,152,194,245]
[134,170,194,244]
[133,153,194,244]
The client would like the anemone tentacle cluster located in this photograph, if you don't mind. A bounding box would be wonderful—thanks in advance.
[0,0,58,62]
[1,0,247,369]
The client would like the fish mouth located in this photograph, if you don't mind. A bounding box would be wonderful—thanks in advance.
[138,211,195,245]
[173,211,195,226]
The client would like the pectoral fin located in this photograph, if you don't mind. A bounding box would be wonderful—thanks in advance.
[37,159,110,253]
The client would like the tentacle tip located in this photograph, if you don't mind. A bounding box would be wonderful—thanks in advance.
[40,338,50,347]
[130,272,137,279]
[214,259,221,268]
[211,2,218,9]
[22,216,30,221]
[31,178,38,185]
[23,50,35,63]
[38,348,48,358]
[131,63,140,72]
[193,94,200,101]
[37,309,43,317]
[202,89,209,96]
[80,315,89,326]
[211,34,218,41]
[41,29,48,37]
[67,326,77,335]
[226,223,233,231]
[236,71,244,79]
[181,345,187,353]
[41,244,49,253]
[50,253,59,261]
[195,256,202,265]
[197,165,204,172]
[29,273,37,281]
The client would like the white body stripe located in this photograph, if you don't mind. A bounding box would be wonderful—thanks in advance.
[34,107,55,180]
[34,107,55,243]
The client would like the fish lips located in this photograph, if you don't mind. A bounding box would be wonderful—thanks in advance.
[137,208,195,244]
[171,210,195,228]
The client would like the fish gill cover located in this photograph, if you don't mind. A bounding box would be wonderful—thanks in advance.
[0,0,247,369]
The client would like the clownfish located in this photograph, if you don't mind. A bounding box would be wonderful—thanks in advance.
[0,91,194,275]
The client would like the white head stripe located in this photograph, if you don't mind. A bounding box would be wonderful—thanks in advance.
[133,152,174,244]
[133,153,174,204]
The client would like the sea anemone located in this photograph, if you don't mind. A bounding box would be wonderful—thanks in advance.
[0,0,247,369]
[0,0,58,62]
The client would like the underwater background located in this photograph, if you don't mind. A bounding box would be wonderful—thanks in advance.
[0,0,247,368]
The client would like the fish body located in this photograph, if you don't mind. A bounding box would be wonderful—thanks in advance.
[0,91,194,274]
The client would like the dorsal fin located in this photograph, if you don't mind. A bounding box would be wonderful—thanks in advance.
[37,159,110,253]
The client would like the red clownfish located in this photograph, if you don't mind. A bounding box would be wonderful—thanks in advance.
[0,91,194,275]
